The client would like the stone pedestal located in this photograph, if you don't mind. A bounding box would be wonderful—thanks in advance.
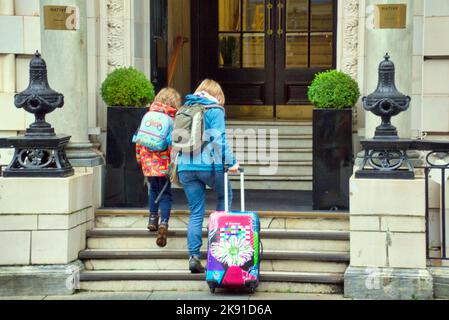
[344,176,434,299]
[430,268,449,299]
[345,266,433,300]
[0,261,84,296]
[0,172,94,296]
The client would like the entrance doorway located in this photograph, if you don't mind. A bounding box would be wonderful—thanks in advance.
[191,0,337,119]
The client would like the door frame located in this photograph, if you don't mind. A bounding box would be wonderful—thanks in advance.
[150,0,169,92]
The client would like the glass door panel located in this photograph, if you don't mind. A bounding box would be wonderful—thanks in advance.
[219,34,241,68]
[219,0,241,31]
[286,0,308,31]
[310,32,333,68]
[243,33,265,68]
[243,0,265,31]
[284,0,334,69]
[218,0,266,69]
[286,33,308,68]
[311,0,333,31]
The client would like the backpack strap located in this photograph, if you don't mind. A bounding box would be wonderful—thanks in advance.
[200,104,225,150]
[201,105,227,172]
[203,104,225,113]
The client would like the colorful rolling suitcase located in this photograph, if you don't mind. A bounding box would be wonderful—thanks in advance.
[206,169,261,294]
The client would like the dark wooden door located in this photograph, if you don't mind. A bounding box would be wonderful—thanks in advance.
[192,0,336,113]
[275,0,336,106]
[192,0,275,106]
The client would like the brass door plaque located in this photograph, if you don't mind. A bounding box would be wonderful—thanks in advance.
[44,5,80,31]
[374,4,407,29]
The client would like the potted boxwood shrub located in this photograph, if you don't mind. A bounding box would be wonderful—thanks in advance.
[308,70,360,211]
[101,67,155,207]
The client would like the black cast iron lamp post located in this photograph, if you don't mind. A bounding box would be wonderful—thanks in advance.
[2,51,74,178]
[363,53,411,140]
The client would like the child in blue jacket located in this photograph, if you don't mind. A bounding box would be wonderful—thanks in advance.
[177,79,240,273]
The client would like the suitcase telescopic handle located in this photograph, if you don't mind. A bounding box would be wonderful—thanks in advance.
[224,168,245,213]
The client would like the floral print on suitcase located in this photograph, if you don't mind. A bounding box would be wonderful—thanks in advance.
[206,211,260,290]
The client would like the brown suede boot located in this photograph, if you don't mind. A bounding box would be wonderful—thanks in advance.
[156,222,168,248]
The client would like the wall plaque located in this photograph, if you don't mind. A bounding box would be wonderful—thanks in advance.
[374,4,407,29]
[44,5,80,31]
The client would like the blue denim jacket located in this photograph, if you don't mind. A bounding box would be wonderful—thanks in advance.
[177,95,236,172]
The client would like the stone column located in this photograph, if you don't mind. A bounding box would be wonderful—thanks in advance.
[344,175,433,299]
[363,0,414,139]
[39,0,103,167]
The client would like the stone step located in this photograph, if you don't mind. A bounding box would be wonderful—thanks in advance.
[80,249,349,273]
[86,228,350,240]
[240,162,312,176]
[228,134,312,149]
[79,270,343,294]
[234,148,312,162]
[94,210,350,231]
[171,175,313,190]
[228,175,312,190]
[86,228,350,252]
[227,121,312,136]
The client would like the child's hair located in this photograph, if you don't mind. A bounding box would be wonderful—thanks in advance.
[194,79,225,105]
[154,87,182,109]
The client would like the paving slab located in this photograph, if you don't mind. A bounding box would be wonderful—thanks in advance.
[0,296,46,300]
[249,292,347,300]
[148,291,250,300]
[0,291,347,301]
[44,292,151,300]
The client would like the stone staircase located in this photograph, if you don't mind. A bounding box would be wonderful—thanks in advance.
[226,120,312,191]
[78,209,349,294]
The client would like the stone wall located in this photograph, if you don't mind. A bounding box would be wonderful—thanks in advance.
[0,0,40,167]
[420,1,449,135]
[345,175,433,299]
[0,172,94,266]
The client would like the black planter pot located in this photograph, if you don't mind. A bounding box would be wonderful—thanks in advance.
[104,106,148,208]
[313,109,353,211]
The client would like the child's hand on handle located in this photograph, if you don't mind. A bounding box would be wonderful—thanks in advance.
[228,163,240,173]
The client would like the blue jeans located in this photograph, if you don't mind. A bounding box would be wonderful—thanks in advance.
[148,176,172,224]
[178,170,232,258]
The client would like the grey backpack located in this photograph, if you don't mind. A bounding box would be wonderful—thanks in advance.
[172,104,224,152]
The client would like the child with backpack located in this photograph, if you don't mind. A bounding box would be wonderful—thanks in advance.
[135,87,182,248]
[172,79,240,273]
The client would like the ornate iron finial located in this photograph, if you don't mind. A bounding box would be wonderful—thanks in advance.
[362,54,411,139]
[14,51,64,136]
[2,51,73,178]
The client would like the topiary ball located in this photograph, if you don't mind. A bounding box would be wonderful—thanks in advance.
[100,67,155,107]
[308,70,360,109]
